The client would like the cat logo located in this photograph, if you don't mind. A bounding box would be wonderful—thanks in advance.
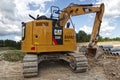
[54,29,62,35]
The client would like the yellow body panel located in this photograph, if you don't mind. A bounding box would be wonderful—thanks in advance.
[63,28,76,45]
[22,20,76,53]
[33,20,52,45]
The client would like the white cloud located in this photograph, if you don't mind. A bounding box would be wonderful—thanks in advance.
[79,0,120,37]
[96,0,120,37]
[78,21,115,37]
[97,0,120,19]
[0,0,54,41]
[0,21,20,36]
[100,21,115,37]
[15,36,21,41]
[79,25,92,34]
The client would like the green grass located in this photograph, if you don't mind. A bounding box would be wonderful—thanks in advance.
[0,47,18,50]
[2,50,25,62]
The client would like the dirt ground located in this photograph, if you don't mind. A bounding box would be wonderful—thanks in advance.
[0,41,120,80]
[103,59,120,80]
[1,58,120,80]
[0,60,120,80]
[0,61,23,80]
[0,59,108,80]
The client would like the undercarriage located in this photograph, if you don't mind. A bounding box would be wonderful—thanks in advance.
[23,52,88,77]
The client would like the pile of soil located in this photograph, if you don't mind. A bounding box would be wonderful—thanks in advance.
[104,59,120,80]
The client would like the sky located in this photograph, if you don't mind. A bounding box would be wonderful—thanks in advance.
[0,0,120,41]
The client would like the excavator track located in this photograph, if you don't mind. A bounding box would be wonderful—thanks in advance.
[23,54,38,77]
[69,53,88,73]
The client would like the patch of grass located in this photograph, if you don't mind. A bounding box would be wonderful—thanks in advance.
[0,47,18,50]
[2,51,25,62]
[9,47,18,50]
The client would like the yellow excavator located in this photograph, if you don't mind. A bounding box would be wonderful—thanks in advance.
[21,3,104,77]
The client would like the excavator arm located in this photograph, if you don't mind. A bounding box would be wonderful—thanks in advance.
[59,3,105,48]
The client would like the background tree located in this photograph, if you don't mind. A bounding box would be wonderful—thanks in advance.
[76,30,120,42]
[76,30,90,42]
[0,39,21,49]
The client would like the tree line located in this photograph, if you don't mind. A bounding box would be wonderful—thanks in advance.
[0,30,120,50]
[0,40,21,49]
[76,30,120,42]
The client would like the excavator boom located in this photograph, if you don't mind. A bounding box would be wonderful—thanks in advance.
[59,3,105,47]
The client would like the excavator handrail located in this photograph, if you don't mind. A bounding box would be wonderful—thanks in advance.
[50,6,60,19]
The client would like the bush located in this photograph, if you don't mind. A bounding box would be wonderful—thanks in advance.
[2,51,25,62]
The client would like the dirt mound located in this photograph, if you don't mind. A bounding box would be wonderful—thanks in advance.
[104,59,120,80]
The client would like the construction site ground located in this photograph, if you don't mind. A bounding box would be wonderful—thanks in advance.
[0,41,120,80]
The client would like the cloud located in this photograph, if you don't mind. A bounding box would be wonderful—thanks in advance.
[0,0,54,41]
[79,25,92,34]
[96,0,120,37]
[0,22,20,36]
[15,36,21,41]
[79,21,115,37]
[14,0,54,21]
[99,0,120,19]
[100,21,115,37]
[0,0,16,21]
[79,0,119,37]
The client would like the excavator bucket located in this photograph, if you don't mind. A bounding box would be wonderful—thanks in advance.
[87,48,97,57]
